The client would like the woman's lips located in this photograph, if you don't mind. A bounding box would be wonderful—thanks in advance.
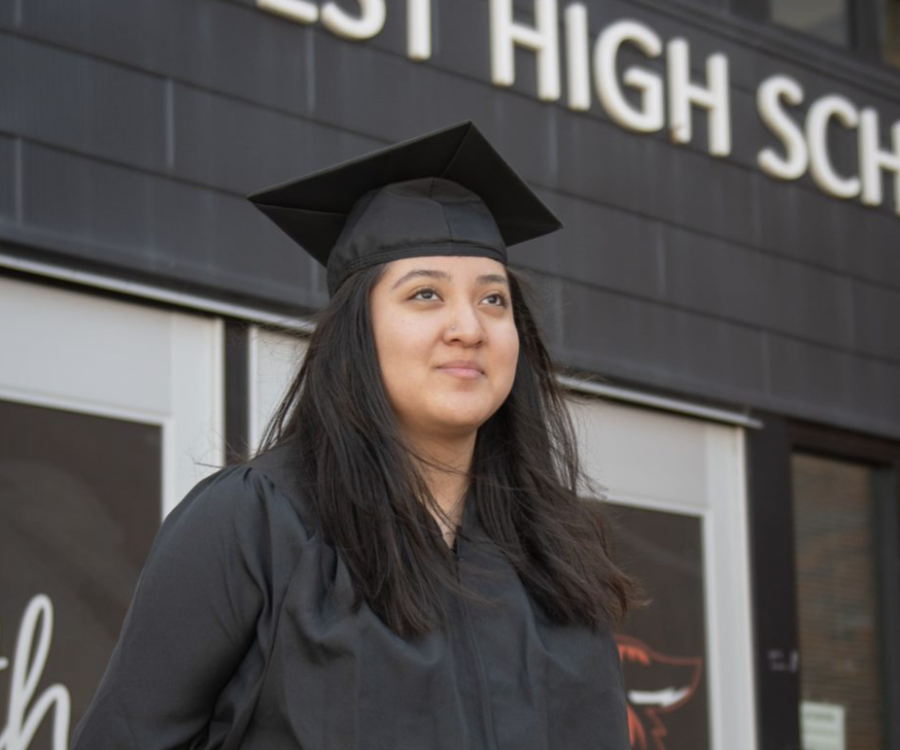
[436,364,484,379]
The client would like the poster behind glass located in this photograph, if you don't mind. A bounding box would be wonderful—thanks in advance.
[607,502,710,750]
[0,399,161,749]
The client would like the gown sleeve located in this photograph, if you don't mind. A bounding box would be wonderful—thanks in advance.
[70,464,278,750]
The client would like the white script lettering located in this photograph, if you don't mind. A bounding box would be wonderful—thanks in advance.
[0,595,71,750]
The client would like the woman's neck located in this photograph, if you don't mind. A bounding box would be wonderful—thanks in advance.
[405,431,475,543]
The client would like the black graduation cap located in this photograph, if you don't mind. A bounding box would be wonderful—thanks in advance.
[246,121,563,297]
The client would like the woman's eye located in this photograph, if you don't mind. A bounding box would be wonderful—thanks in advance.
[411,287,438,301]
[483,293,509,307]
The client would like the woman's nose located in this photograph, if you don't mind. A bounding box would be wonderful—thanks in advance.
[444,305,485,344]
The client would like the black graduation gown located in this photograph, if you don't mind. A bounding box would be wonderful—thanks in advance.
[70,441,630,750]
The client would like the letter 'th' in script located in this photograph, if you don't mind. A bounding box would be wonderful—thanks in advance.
[0,594,72,750]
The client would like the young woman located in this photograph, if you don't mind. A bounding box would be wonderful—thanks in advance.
[71,121,642,750]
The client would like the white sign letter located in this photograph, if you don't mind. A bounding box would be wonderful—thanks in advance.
[490,0,561,101]
[757,75,808,180]
[594,20,663,133]
[256,0,318,24]
[859,109,900,214]
[806,95,860,199]
[407,0,431,60]
[667,38,731,156]
[321,0,385,40]
[564,4,590,111]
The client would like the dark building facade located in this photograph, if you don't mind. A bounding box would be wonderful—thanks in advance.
[0,1,898,749]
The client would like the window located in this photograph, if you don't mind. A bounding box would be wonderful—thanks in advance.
[792,453,889,750]
[733,0,900,69]
[0,274,225,741]
[884,0,900,67]
[770,0,851,46]
[609,503,711,750]
[571,397,757,750]
[0,398,162,742]
[748,417,900,750]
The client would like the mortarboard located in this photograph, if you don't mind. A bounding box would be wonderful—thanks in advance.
[246,121,563,297]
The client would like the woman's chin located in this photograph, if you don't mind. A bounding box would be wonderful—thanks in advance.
[407,409,493,438]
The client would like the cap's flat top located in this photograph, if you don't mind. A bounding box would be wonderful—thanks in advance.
[247,121,563,289]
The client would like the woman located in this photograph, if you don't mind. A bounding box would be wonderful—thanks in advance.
[71,121,642,750]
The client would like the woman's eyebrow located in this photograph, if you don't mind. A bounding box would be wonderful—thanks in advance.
[391,269,450,289]
[391,269,509,290]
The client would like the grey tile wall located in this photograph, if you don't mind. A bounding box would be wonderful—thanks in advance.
[519,188,664,300]
[845,208,900,286]
[17,0,311,115]
[171,84,382,194]
[0,135,14,222]
[852,355,900,431]
[0,32,168,171]
[2,0,899,438]
[0,0,17,28]
[19,142,323,309]
[663,234,856,350]
[766,333,900,433]
[557,279,769,396]
[767,335,858,415]
[15,0,900,172]
[852,281,900,362]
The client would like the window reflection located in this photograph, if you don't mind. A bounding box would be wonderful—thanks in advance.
[772,0,850,46]
[607,503,710,750]
[885,0,900,67]
[791,453,886,750]
[0,398,162,746]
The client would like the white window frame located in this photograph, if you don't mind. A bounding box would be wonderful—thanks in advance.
[0,274,225,517]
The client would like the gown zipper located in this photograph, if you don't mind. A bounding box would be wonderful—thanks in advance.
[454,524,499,750]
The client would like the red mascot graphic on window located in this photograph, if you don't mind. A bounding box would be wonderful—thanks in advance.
[616,634,703,750]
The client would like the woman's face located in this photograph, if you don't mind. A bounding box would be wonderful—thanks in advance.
[369,255,520,441]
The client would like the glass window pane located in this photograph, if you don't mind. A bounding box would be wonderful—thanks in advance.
[0,398,162,746]
[772,0,850,45]
[792,453,886,750]
[608,503,711,750]
[884,0,900,67]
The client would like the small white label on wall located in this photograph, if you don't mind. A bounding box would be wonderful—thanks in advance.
[801,702,845,750]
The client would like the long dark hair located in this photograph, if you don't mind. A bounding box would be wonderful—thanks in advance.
[256,263,644,639]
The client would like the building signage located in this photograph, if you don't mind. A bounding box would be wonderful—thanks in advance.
[800,702,846,750]
[259,0,900,217]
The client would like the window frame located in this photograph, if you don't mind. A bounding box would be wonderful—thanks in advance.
[747,413,900,750]
[729,0,889,64]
